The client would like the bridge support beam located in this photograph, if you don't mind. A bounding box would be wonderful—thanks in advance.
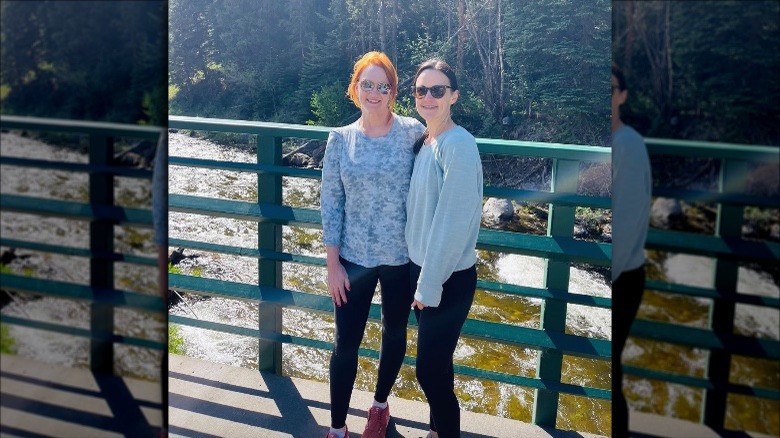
[89,134,115,374]
[257,134,283,375]
[702,159,747,428]
[533,158,578,427]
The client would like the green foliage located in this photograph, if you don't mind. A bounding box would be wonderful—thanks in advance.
[168,85,181,101]
[168,324,186,355]
[140,86,167,126]
[453,91,503,138]
[393,96,419,119]
[0,1,167,125]
[613,0,779,145]
[407,33,453,68]
[0,324,15,354]
[168,263,182,274]
[168,0,611,144]
[308,82,354,127]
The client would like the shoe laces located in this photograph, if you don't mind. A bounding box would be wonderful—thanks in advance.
[366,406,385,430]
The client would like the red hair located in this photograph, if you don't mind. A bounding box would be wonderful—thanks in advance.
[347,51,398,110]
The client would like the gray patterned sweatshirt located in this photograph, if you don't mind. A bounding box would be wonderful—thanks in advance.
[320,114,425,268]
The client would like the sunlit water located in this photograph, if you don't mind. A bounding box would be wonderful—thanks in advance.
[623,253,779,435]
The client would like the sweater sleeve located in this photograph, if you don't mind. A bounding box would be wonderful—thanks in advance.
[152,134,168,248]
[611,129,651,280]
[415,137,482,306]
[320,131,345,247]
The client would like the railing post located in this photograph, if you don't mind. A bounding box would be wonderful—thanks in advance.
[89,134,115,374]
[257,134,283,375]
[532,158,578,426]
[702,158,747,428]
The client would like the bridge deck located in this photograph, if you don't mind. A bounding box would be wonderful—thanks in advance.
[0,354,163,437]
[2,353,774,437]
[167,354,600,438]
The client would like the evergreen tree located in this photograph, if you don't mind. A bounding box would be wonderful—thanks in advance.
[1,0,166,125]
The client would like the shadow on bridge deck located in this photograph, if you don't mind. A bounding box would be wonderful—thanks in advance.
[168,354,602,438]
[628,411,776,438]
[0,353,163,437]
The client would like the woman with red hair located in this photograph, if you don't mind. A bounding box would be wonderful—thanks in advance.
[320,51,425,438]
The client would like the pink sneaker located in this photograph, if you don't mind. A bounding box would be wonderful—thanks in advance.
[325,425,348,438]
[362,404,390,438]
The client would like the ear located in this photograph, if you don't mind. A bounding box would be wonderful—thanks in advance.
[450,89,459,105]
[616,89,628,106]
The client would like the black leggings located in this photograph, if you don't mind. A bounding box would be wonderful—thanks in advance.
[411,262,477,438]
[329,258,413,429]
[611,265,645,438]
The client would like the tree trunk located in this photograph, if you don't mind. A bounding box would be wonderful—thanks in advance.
[665,0,673,117]
[457,0,466,73]
[623,0,634,73]
[497,0,504,118]
[379,0,386,53]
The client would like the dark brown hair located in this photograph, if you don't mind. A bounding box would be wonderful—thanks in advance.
[412,59,459,155]
[612,63,627,91]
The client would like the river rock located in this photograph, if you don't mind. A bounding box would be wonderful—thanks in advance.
[282,139,327,168]
[601,223,612,241]
[770,223,780,240]
[114,139,157,169]
[650,197,684,229]
[746,162,779,197]
[482,198,515,227]
[168,247,187,266]
[284,152,314,168]
[578,162,611,197]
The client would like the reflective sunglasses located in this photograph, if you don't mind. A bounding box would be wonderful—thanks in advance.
[359,79,392,95]
[412,85,452,99]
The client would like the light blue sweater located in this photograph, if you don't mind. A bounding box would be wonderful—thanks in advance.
[321,114,425,267]
[406,126,483,307]
[611,125,652,281]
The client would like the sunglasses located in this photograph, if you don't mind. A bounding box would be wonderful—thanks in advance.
[412,85,452,99]
[359,79,392,95]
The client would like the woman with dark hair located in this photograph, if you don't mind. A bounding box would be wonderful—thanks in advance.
[320,51,425,438]
[406,59,483,438]
[611,63,651,438]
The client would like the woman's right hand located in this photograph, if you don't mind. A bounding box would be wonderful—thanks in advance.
[327,261,351,307]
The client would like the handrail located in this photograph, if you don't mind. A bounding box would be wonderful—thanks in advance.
[0,115,166,374]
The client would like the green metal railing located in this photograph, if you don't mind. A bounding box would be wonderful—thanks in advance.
[628,138,780,432]
[0,115,166,374]
[167,115,612,428]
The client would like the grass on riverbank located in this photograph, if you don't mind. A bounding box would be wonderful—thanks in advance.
[169,324,186,355]
[1,323,16,354]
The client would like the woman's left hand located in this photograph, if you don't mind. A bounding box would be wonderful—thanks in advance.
[412,299,426,310]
